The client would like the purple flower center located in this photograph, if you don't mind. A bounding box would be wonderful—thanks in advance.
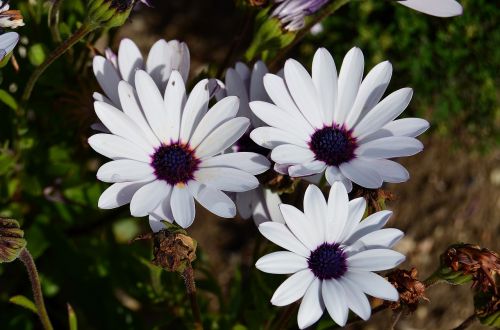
[308,242,347,280]
[236,133,269,156]
[309,125,357,166]
[151,143,199,185]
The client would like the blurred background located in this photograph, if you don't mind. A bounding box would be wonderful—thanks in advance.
[0,0,498,329]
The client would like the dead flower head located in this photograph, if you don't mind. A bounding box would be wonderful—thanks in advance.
[386,267,428,312]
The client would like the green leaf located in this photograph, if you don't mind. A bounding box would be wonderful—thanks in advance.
[28,44,47,67]
[0,89,17,110]
[67,304,78,330]
[9,295,37,314]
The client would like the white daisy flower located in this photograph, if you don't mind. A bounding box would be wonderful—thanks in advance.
[0,1,24,29]
[0,31,18,62]
[219,61,285,225]
[92,38,190,107]
[88,70,270,230]
[256,183,405,328]
[398,0,463,17]
[249,47,429,192]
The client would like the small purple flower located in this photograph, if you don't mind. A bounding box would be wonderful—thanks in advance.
[272,0,330,31]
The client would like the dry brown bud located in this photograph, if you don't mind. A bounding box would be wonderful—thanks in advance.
[386,267,428,312]
[150,229,197,273]
[441,244,500,293]
[351,186,396,214]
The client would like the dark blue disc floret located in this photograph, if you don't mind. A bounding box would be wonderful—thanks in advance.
[151,142,200,185]
[308,242,347,280]
[309,125,357,166]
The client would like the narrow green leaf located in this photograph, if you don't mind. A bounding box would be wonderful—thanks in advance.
[9,295,37,314]
[67,303,78,330]
[0,89,17,110]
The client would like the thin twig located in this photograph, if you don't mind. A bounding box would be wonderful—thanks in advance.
[182,264,203,330]
[390,310,403,330]
[19,249,54,330]
[452,314,477,330]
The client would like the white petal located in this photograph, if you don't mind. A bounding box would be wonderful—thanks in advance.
[398,0,463,17]
[365,158,410,183]
[163,71,186,141]
[284,59,323,128]
[250,101,313,141]
[322,279,349,326]
[118,81,160,146]
[167,40,190,83]
[382,118,430,137]
[149,193,174,223]
[250,61,270,102]
[93,56,121,106]
[187,180,236,218]
[195,117,250,159]
[258,221,310,257]
[235,62,251,83]
[345,270,399,301]
[98,180,151,209]
[118,38,144,85]
[349,228,404,253]
[225,68,252,119]
[339,197,366,242]
[179,79,209,142]
[250,127,308,149]
[271,144,315,165]
[135,70,169,142]
[94,101,155,153]
[262,189,285,224]
[356,136,423,158]
[189,96,239,148]
[345,210,393,245]
[270,269,315,306]
[347,249,405,271]
[324,166,353,192]
[256,251,308,274]
[335,47,364,124]
[171,185,196,228]
[325,182,349,243]
[280,204,322,251]
[0,32,19,55]
[345,61,392,128]
[297,278,324,329]
[339,158,383,189]
[303,184,328,242]
[88,134,150,162]
[195,167,258,192]
[263,74,305,121]
[236,190,255,219]
[312,48,337,124]
[130,180,171,216]
[146,39,172,90]
[339,277,371,320]
[353,88,413,139]
[96,160,154,183]
[288,161,326,177]
[200,152,270,175]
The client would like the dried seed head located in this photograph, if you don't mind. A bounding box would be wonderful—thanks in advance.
[385,267,428,312]
[440,244,500,292]
[151,229,197,273]
[352,186,396,214]
[0,218,27,263]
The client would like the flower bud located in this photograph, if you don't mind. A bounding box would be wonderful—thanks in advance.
[439,244,500,291]
[0,31,18,66]
[385,268,428,312]
[0,218,27,263]
[87,0,138,28]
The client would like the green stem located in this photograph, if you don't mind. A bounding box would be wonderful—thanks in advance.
[18,248,54,330]
[269,0,351,71]
[20,23,94,108]
[423,270,445,288]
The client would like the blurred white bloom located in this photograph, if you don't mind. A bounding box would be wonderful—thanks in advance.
[256,183,405,328]
[0,31,18,61]
[272,0,329,31]
[219,61,285,225]
[249,47,429,192]
[398,0,463,17]
[0,1,24,29]
[93,38,190,107]
[89,70,270,230]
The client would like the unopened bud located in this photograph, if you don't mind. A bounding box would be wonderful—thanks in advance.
[0,218,27,263]
[87,0,138,28]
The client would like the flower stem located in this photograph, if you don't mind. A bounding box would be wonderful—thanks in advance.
[20,23,95,108]
[452,314,477,330]
[182,264,203,330]
[18,248,54,330]
[423,270,445,288]
[269,0,351,71]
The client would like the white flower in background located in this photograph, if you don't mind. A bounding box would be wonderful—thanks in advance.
[398,0,463,17]
[0,31,18,62]
[256,183,405,328]
[219,61,284,225]
[272,0,329,31]
[0,1,24,29]
[93,38,190,107]
[89,70,270,230]
[250,47,429,192]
